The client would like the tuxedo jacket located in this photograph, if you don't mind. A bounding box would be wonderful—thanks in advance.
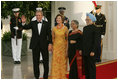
[23,20,52,50]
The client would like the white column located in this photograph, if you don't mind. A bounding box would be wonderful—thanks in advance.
[1,16,10,35]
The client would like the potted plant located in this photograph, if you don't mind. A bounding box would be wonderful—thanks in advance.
[2,31,28,56]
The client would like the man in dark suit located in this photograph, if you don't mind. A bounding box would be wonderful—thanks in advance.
[91,5,107,62]
[21,10,52,79]
[82,13,99,79]
[31,7,48,64]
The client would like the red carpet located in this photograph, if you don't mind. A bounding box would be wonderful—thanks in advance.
[67,59,117,79]
[96,60,117,79]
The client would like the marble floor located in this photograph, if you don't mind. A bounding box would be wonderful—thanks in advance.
[1,51,53,79]
[1,50,110,79]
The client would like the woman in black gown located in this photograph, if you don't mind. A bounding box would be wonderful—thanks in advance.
[68,20,83,79]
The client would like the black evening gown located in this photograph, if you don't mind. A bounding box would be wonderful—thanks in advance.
[68,30,83,79]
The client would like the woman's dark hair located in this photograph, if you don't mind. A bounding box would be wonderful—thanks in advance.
[55,14,64,23]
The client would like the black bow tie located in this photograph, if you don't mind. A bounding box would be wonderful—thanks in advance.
[37,21,42,24]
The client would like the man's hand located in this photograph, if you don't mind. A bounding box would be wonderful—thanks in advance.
[21,15,26,23]
[70,40,76,44]
[90,52,95,56]
[48,44,52,51]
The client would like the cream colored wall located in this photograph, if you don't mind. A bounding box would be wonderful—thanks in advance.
[101,1,117,60]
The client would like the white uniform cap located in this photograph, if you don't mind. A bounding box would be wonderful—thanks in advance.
[12,8,20,12]
[36,8,42,11]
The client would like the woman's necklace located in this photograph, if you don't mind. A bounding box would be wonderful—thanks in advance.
[57,24,63,29]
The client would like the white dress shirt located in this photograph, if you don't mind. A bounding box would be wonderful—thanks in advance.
[37,21,42,35]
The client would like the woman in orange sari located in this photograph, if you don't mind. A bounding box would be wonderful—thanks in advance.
[68,20,84,79]
[50,14,68,79]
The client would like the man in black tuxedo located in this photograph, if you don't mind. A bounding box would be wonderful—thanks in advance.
[21,11,52,79]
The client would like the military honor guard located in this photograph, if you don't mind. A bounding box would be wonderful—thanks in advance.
[55,7,70,29]
[91,5,107,62]
[10,8,23,64]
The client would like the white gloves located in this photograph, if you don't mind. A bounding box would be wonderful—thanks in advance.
[93,9,96,13]
[22,23,26,26]
[101,35,104,39]
[14,26,18,30]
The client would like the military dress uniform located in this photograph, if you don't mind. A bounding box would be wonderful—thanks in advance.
[10,8,23,64]
[91,5,107,62]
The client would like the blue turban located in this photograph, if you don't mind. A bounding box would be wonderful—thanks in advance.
[86,13,96,22]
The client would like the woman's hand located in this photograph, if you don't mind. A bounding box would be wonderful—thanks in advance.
[79,50,82,55]
[48,44,52,51]
[90,52,95,56]
[70,40,76,44]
